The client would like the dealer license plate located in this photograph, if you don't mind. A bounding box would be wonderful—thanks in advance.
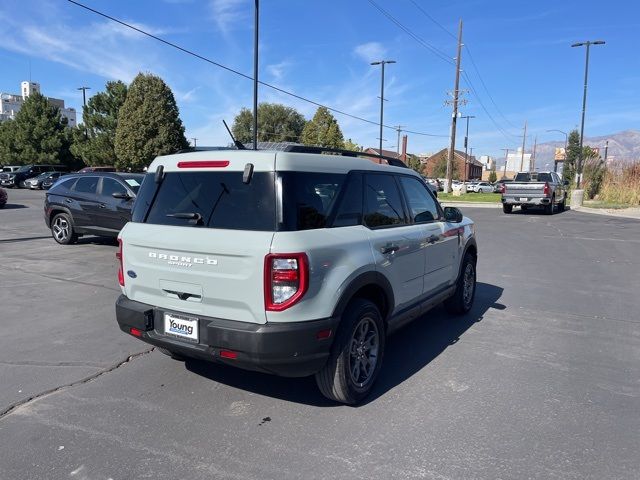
[164,313,199,342]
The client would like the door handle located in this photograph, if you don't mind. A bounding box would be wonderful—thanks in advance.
[99,203,107,209]
[380,243,399,254]
[64,198,72,204]
[426,234,439,244]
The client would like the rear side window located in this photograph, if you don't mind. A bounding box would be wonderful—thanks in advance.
[332,173,363,228]
[133,172,276,231]
[73,176,99,194]
[399,176,440,223]
[101,178,126,198]
[364,174,407,228]
[280,172,346,231]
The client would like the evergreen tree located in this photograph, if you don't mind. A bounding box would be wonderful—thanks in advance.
[72,80,128,166]
[488,170,497,183]
[343,138,361,152]
[563,129,581,184]
[231,103,306,144]
[115,73,188,171]
[7,93,70,165]
[301,107,345,149]
[0,120,17,165]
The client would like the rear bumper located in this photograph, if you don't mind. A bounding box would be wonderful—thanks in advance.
[115,295,338,377]
[502,195,551,206]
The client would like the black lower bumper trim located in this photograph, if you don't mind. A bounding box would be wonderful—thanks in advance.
[115,295,338,377]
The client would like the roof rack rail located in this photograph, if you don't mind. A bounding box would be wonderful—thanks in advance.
[281,145,409,169]
[175,146,235,154]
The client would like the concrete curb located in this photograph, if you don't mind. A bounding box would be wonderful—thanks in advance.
[440,202,501,209]
[570,206,640,220]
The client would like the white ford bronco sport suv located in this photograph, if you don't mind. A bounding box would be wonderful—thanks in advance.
[115,146,477,404]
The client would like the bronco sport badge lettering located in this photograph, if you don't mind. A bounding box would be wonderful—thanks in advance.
[148,251,218,267]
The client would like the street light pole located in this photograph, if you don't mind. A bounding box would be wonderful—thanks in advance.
[252,0,260,150]
[546,129,568,172]
[460,115,475,181]
[571,40,605,188]
[371,60,396,162]
[77,86,91,138]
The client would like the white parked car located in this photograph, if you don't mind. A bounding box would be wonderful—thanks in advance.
[471,181,493,193]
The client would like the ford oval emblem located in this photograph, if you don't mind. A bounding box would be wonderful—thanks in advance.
[127,270,137,279]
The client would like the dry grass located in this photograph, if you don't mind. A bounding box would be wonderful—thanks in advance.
[599,161,640,206]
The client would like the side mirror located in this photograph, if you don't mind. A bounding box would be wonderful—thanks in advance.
[444,206,463,223]
[563,180,569,186]
[112,191,132,200]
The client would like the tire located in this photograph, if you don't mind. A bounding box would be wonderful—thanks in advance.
[521,205,528,211]
[444,253,477,315]
[315,299,385,404]
[558,197,566,212]
[502,204,513,214]
[51,212,78,245]
[157,347,185,361]
[544,197,554,215]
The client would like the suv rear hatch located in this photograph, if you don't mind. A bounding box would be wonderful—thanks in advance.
[119,152,277,325]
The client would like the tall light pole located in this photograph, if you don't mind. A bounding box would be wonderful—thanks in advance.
[371,59,396,161]
[571,40,605,188]
[77,86,90,138]
[546,129,567,172]
[460,115,475,181]
[252,0,259,150]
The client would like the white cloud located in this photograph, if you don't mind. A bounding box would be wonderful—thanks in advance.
[209,0,248,34]
[265,61,292,82]
[353,42,387,63]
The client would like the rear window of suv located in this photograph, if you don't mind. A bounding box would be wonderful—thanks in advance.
[132,171,276,231]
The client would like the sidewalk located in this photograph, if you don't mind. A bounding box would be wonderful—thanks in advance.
[441,200,640,219]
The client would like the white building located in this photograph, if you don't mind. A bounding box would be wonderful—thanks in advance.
[505,147,532,172]
[0,81,76,127]
[479,155,495,171]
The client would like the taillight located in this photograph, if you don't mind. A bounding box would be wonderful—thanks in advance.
[116,238,124,286]
[543,182,550,196]
[264,253,308,311]
[500,183,506,194]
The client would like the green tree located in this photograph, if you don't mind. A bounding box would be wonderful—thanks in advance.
[115,73,188,171]
[563,129,581,185]
[343,138,361,152]
[488,170,497,183]
[4,93,71,165]
[231,103,306,144]
[0,120,18,164]
[582,147,605,199]
[432,152,458,179]
[301,107,345,149]
[405,154,423,174]
[72,80,128,166]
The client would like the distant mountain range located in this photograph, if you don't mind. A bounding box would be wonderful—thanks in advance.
[533,130,640,165]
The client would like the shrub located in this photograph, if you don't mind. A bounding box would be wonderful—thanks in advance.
[0,187,7,208]
[599,161,640,206]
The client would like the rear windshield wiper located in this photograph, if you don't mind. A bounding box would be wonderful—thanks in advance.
[166,212,203,225]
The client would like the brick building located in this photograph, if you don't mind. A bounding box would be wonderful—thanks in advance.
[421,148,483,180]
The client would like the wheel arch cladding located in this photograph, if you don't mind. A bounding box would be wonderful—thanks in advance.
[332,272,394,324]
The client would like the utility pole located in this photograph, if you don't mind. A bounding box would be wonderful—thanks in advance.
[252,0,259,150]
[191,137,197,148]
[445,19,463,193]
[501,148,510,179]
[371,60,396,162]
[531,136,537,171]
[603,140,608,163]
[572,40,605,188]
[519,120,527,171]
[395,125,405,156]
[460,115,475,181]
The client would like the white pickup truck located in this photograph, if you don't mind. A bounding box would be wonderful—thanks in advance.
[500,171,569,214]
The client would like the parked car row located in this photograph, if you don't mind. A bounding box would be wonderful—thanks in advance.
[0,164,116,189]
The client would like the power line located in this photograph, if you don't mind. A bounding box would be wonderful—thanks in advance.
[66,0,447,138]
[408,0,457,40]
[461,70,520,142]
[463,45,519,130]
[366,0,454,65]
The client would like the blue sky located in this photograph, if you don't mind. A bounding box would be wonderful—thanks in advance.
[1,0,638,159]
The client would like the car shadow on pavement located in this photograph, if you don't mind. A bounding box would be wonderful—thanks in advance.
[1,203,29,210]
[184,282,504,407]
[511,206,571,215]
[76,236,119,246]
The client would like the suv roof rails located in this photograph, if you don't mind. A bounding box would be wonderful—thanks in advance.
[174,144,409,169]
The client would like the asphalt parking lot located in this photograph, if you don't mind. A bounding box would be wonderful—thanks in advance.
[1,188,639,480]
